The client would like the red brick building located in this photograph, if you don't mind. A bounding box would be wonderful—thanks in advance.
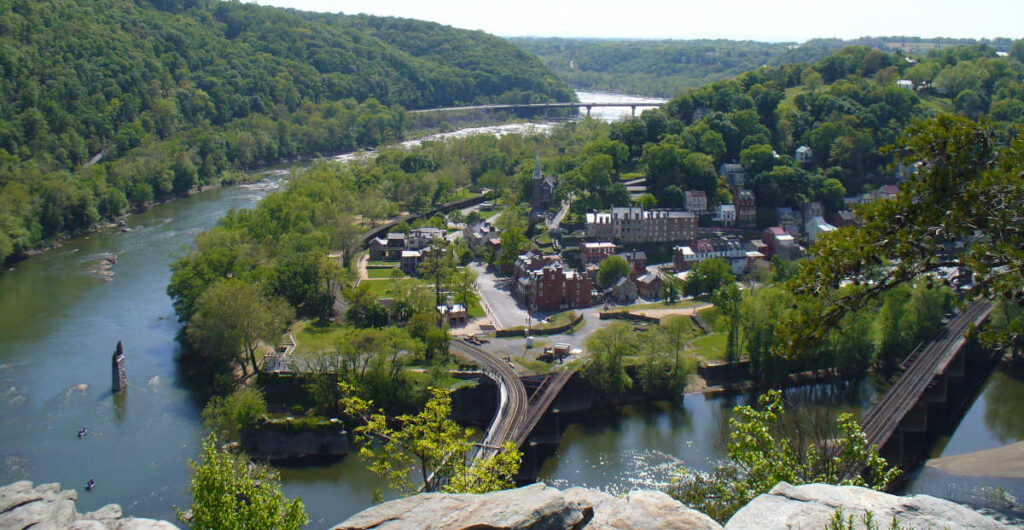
[515,264,593,312]
[582,242,617,264]
[734,189,756,226]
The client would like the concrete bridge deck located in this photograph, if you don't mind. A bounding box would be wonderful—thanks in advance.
[410,101,665,117]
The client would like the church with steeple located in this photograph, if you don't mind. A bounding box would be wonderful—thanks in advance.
[530,155,556,219]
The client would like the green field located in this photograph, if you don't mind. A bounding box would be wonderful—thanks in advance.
[689,332,729,361]
[289,320,350,358]
[618,300,702,312]
[367,268,405,279]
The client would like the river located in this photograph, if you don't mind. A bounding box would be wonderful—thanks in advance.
[1,90,1021,527]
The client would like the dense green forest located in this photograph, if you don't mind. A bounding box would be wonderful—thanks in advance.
[511,36,1017,98]
[562,41,1024,227]
[0,0,572,264]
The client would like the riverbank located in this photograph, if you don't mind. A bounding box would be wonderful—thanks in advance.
[926,442,1024,479]
[3,114,560,270]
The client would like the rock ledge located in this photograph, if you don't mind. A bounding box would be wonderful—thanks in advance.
[0,480,178,529]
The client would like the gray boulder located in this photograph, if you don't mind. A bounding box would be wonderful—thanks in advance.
[562,487,722,529]
[334,483,587,529]
[0,480,178,530]
[336,483,722,529]
[725,482,1008,529]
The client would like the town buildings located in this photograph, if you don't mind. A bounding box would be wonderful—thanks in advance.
[585,207,697,243]
[581,242,617,265]
[512,252,593,311]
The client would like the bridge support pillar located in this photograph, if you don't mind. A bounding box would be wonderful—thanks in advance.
[586,106,592,118]
[515,441,540,484]
[631,105,637,117]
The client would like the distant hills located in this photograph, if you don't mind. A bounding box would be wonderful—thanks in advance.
[511,36,1017,98]
[0,0,572,263]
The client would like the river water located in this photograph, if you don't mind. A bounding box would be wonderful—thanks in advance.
[1,90,1021,526]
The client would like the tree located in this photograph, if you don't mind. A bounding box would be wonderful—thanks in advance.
[452,265,479,312]
[180,435,307,530]
[341,385,521,494]
[712,283,743,362]
[583,322,634,399]
[186,279,294,376]
[739,144,777,177]
[663,274,684,303]
[418,244,458,310]
[597,255,631,287]
[685,258,734,299]
[782,116,1024,356]
[669,390,899,523]
[202,387,267,442]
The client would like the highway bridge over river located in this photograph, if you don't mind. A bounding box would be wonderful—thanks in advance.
[410,101,665,118]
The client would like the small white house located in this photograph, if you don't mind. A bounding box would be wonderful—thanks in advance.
[896,79,914,90]
[795,145,812,164]
[714,204,736,226]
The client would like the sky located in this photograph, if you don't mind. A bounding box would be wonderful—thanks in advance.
[251,0,1023,42]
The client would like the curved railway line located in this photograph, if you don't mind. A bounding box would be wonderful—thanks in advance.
[450,340,576,460]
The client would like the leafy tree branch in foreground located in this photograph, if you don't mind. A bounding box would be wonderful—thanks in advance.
[179,434,307,530]
[781,115,1024,356]
[341,384,521,495]
[669,390,899,523]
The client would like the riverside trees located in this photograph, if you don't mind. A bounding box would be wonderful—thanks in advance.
[669,390,899,523]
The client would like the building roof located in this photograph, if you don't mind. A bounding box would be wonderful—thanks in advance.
[583,242,616,250]
[412,227,444,235]
[685,190,707,199]
[879,185,900,196]
[718,204,736,213]
[766,226,788,236]
[637,271,661,284]
[388,232,406,240]
[618,250,647,261]
[401,250,421,258]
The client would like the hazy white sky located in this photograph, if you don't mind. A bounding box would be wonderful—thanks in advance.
[252,0,1022,42]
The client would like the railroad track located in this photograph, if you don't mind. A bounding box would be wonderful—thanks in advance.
[450,340,577,458]
[450,340,529,459]
[861,300,992,450]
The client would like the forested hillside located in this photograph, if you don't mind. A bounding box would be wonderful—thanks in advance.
[557,42,1024,227]
[511,37,1016,98]
[0,0,572,263]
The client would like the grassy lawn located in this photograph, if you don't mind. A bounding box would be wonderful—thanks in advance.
[508,310,578,331]
[358,277,430,298]
[689,332,729,362]
[367,268,405,279]
[514,356,554,374]
[289,320,349,358]
[618,300,701,312]
[697,306,730,333]
[366,261,398,269]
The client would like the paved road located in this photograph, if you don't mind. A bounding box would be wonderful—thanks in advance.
[472,263,530,329]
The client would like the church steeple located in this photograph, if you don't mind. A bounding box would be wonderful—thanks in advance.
[533,154,542,180]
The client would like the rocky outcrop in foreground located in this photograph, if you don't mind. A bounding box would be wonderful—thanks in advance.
[727,482,1008,529]
[336,481,1009,529]
[0,481,178,529]
[334,483,721,530]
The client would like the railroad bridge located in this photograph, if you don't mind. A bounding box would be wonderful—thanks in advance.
[860,300,998,468]
[450,340,574,482]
